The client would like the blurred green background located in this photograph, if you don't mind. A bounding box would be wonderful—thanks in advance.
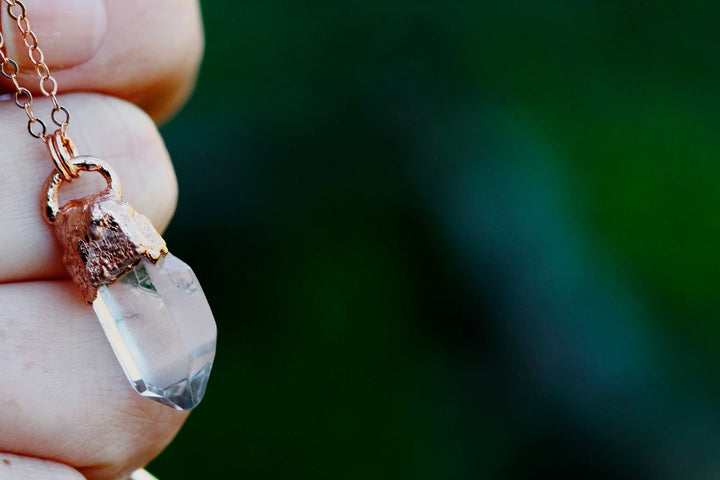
[150,1,720,478]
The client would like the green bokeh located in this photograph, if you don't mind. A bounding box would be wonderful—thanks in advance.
[149,1,720,477]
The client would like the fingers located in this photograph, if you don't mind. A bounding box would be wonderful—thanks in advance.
[0,280,188,480]
[0,92,177,283]
[1,0,204,122]
[1,0,107,70]
[0,454,84,480]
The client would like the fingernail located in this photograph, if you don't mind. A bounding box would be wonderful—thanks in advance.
[2,0,107,70]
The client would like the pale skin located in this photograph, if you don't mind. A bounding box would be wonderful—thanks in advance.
[0,0,204,479]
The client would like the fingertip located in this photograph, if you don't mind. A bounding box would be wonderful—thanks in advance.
[0,93,179,283]
[1,0,107,70]
[0,0,202,123]
[0,281,188,480]
[0,453,85,480]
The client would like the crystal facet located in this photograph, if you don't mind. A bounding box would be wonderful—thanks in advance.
[92,253,217,410]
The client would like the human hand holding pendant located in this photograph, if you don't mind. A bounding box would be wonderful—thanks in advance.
[0,0,206,478]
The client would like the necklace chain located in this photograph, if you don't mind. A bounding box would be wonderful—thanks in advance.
[0,0,69,142]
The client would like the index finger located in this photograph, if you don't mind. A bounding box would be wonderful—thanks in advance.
[0,93,178,284]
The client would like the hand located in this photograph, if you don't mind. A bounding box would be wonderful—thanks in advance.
[0,1,204,478]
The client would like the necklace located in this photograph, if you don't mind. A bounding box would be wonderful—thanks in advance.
[0,0,217,411]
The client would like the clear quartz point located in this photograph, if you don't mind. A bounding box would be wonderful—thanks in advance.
[92,253,217,410]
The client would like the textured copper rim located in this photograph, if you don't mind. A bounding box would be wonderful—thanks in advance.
[43,155,122,223]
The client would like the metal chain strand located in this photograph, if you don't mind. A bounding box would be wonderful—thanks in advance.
[0,0,70,141]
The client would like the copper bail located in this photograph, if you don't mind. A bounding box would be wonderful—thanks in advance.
[47,129,79,181]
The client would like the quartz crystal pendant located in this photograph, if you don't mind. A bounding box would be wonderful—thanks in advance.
[93,254,216,410]
[43,156,217,410]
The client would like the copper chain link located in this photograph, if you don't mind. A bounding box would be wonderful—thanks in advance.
[0,0,70,142]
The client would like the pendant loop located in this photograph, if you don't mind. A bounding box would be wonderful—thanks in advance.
[44,156,122,223]
[47,129,79,181]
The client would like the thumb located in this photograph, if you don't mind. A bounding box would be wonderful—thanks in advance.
[1,0,106,70]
